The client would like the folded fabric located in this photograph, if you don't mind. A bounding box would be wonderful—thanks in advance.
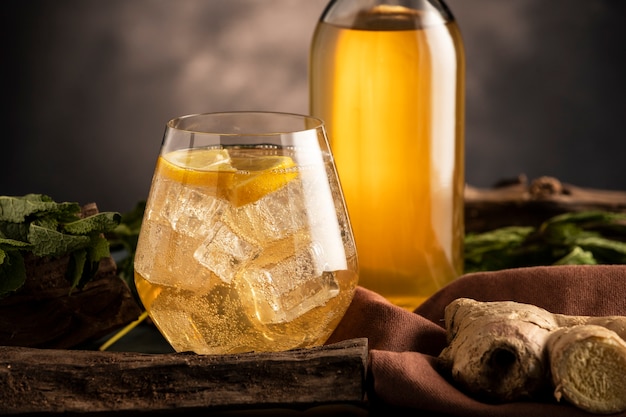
[326,265,626,417]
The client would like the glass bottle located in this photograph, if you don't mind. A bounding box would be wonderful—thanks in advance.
[309,0,465,310]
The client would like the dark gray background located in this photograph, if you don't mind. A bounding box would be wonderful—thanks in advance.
[3,0,625,214]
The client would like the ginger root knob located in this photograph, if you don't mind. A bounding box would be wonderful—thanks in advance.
[438,298,557,402]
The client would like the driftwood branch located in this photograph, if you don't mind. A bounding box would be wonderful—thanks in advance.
[0,338,368,415]
[465,175,626,233]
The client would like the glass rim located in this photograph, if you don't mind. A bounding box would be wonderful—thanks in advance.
[167,111,325,136]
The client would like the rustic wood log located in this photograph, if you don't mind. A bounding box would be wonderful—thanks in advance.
[465,175,626,233]
[0,256,141,349]
[0,338,368,415]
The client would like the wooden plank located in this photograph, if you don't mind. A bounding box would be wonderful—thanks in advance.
[0,338,368,415]
[465,175,626,233]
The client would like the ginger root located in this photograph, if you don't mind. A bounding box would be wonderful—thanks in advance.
[438,298,557,401]
[548,325,626,414]
[438,298,626,414]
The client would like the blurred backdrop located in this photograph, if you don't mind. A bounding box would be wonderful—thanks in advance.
[2,0,625,213]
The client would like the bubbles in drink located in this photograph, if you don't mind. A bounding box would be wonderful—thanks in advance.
[147,282,264,354]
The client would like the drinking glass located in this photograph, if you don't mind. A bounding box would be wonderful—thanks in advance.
[133,111,359,354]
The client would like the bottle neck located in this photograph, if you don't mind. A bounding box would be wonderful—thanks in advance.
[320,0,455,29]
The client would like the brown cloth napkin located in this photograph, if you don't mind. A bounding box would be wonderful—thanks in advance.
[327,265,626,417]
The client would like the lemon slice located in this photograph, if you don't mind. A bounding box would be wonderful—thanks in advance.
[229,155,298,207]
[157,148,298,206]
[158,148,236,188]
[167,148,231,169]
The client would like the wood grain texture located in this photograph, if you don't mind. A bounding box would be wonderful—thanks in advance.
[0,338,368,415]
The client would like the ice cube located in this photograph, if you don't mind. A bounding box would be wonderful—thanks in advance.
[226,179,307,244]
[168,188,226,238]
[134,220,172,280]
[194,220,261,284]
[135,220,219,292]
[241,239,339,324]
[145,175,226,239]
[144,176,178,223]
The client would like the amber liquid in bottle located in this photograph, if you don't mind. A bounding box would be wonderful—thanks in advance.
[310,4,465,309]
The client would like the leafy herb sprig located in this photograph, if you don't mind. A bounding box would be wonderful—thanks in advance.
[465,211,626,273]
[0,194,122,298]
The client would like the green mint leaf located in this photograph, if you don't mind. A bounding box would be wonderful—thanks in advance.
[88,234,112,261]
[0,251,26,298]
[41,202,82,223]
[464,226,535,265]
[29,224,90,258]
[68,236,113,291]
[542,211,619,227]
[0,194,79,223]
[574,235,626,263]
[32,216,60,232]
[63,212,122,235]
[0,221,29,241]
[540,222,588,245]
[0,237,32,253]
[553,246,597,265]
[67,249,87,292]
